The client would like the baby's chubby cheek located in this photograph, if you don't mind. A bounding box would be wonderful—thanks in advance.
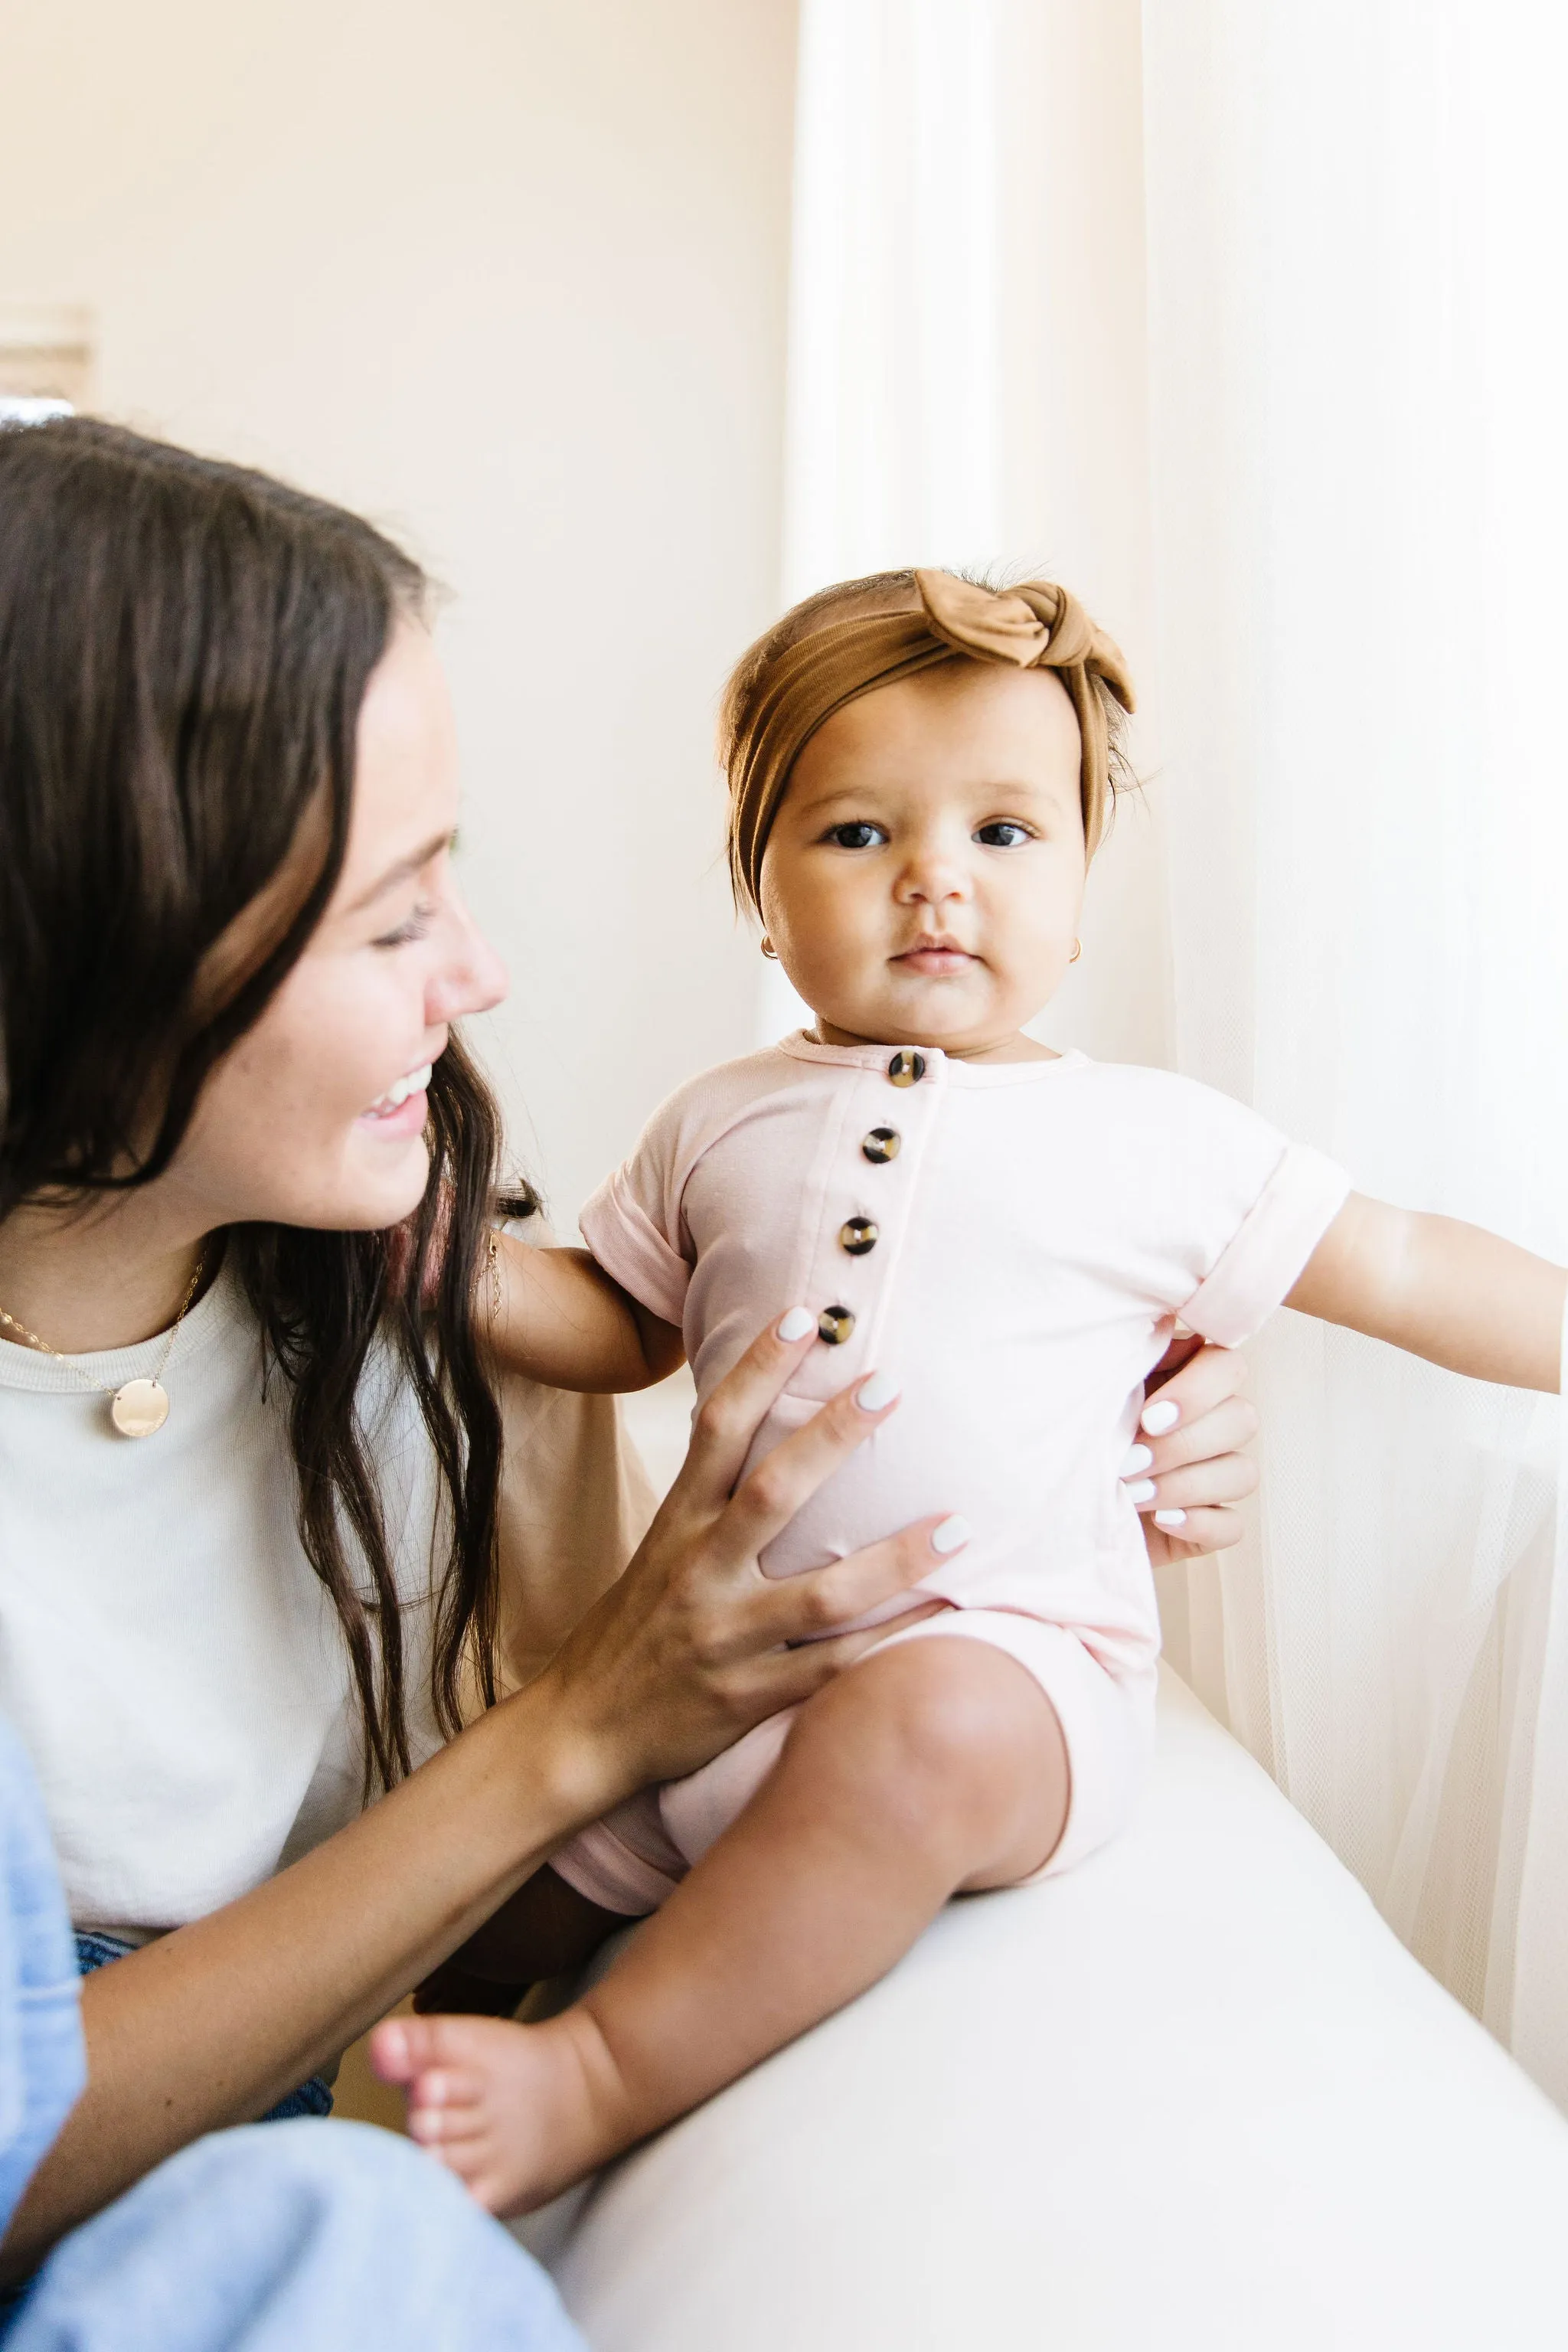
[805,936,900,1031]
[760,891,856,1005]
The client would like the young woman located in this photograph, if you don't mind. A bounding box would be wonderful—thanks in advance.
[0,421,1257,2278]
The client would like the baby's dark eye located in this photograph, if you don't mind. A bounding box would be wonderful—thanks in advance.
[975,822,1034,848]
[825,821,888,851]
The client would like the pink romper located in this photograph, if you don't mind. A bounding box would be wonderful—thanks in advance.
[553,1037,1350,1912]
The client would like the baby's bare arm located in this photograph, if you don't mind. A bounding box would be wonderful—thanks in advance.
[486,1233,684,1393]
[1285,1194,1564,1392]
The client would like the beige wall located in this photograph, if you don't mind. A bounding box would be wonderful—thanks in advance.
[0,0,797,1223]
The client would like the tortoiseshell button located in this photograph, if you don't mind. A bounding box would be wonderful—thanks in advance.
[839,1217,878,1256]
[818,1305,855,1345]
[887,1050,926,1087]
[862,1126,901,1165]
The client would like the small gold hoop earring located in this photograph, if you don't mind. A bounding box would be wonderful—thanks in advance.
[761,936,779,959]
[1070,939,1083,963]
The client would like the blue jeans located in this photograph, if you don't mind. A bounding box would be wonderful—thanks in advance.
[0,1716,586,2350]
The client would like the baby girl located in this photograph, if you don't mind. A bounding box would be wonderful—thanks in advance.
[374,567,1564,2211]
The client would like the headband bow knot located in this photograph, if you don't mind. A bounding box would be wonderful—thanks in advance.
[915,570,1118,678]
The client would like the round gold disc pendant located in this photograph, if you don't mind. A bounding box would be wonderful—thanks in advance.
[110,1377,171,1439]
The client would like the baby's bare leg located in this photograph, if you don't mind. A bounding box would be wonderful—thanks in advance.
[372,1638,1067,2215]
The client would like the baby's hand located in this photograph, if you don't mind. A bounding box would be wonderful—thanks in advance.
[1122,1338,1258,1566]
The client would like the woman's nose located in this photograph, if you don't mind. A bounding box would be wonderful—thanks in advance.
[428,885,508,1024]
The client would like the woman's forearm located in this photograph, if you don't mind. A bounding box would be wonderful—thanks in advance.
[2,1674,616,2275]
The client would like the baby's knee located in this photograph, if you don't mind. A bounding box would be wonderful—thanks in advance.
[797,1635,1057,1824]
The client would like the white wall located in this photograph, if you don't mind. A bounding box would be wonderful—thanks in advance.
[0,0,797,1224]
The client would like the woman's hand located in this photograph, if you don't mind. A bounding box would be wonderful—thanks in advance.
[532,1312,955,1803]
[1122,1336,1259,1569]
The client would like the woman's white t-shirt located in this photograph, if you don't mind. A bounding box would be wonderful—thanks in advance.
[0,1263,449,1939]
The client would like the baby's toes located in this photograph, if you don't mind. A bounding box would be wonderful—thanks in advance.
[368,2012,448,2085]
[406,2063,488,2138]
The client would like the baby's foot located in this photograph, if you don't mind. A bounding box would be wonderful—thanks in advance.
[369,2009,631,2216]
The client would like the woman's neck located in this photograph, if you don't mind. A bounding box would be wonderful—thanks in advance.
[0,1191,214,1355]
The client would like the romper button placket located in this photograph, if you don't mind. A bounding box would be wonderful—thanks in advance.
[821,1060,925,1357]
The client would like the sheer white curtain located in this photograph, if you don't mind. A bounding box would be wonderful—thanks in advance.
[782,0,998,599]
[761,0,1001,1044]
[782,0,1568,2102]
[1141,0,1568,2099]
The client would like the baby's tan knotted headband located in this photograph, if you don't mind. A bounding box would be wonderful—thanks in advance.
[723,569,1136,917]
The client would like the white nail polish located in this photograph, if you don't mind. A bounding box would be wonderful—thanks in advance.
[777,1306,814,1342]
[1125,1479,1157,1504]
[929,1514,971,1555]
[1122,1442,1154,1475]
[857,1370,901,1412]
[1154,1508,1188,1530]
[1141,1399,1181,1436]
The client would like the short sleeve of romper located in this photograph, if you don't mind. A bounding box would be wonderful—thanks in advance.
[1104,1066,1352,1344]
[578,1070,719,1327]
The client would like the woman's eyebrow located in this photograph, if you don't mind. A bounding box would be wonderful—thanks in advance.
[343,829,454,913]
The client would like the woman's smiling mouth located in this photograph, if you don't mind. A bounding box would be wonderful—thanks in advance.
[360,1061,433,1131]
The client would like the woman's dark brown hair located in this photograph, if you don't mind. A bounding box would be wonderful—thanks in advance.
[0,416,519,1788]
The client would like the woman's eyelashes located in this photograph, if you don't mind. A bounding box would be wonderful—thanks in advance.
[373,900,437,949]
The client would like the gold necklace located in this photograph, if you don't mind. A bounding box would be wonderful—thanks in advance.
[0,1256,207,1439]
